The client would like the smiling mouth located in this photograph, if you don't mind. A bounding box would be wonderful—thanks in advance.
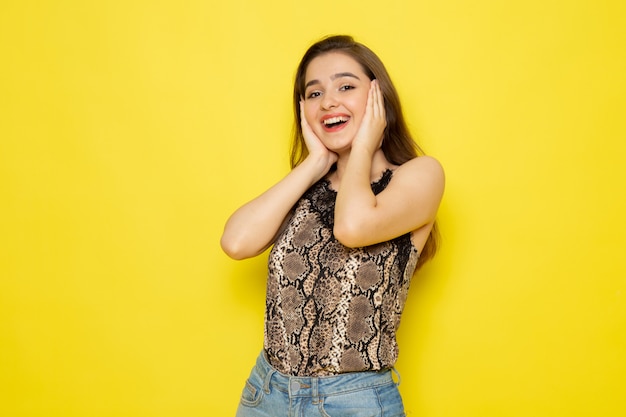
[322,116,350,129]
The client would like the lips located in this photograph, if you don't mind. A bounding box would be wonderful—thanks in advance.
[321,113,350,132]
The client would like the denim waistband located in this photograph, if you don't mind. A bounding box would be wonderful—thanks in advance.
[254,351,399,398]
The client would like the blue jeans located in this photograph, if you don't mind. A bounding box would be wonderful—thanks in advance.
[235,352,406,417]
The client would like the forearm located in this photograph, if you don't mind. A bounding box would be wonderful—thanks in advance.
[334,146,377,244]
[221,155,329,259]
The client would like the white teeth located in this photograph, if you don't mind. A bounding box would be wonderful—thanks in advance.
[323,116,349,125]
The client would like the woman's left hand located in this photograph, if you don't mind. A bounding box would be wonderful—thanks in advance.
[352,79,387,155]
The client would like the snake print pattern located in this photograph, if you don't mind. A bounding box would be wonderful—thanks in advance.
[264,169,419,376]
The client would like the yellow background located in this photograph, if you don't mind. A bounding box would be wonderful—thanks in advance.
[1,0,625,416]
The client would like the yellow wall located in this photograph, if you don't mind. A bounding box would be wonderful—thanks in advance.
[1,1,625,416]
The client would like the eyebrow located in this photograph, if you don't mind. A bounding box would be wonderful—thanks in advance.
[305,72,361,89]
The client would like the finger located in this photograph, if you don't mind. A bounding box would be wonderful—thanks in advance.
[376,80,383,117]
[368,80,377,117]
[371,80,377,112]
[374,80,384,118]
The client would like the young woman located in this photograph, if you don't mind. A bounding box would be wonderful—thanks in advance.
[221,35,444,417]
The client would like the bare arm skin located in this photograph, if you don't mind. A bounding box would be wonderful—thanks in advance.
[334,80,445,249]
[220,155,334,260]
[222,81,444,259]
[220,105,338,260]
[334,153,444,249]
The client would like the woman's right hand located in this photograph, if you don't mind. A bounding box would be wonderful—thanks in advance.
[300,101,338,177]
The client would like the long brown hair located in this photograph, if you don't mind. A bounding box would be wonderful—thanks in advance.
[290,35,439,268]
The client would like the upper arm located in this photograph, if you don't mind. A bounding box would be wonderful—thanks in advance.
[334,156,445,248]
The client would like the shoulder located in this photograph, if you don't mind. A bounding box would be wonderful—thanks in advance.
[394,155,445,185]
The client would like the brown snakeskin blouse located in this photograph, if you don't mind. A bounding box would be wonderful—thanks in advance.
[264,169,419,376]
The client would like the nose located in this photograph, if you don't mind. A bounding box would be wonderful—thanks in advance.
[321,92,338,110]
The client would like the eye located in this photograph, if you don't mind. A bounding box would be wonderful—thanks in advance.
[306,91,321,99]
[339,84,355,91]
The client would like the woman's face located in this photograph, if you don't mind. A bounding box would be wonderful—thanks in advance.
[302,52,371,154]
